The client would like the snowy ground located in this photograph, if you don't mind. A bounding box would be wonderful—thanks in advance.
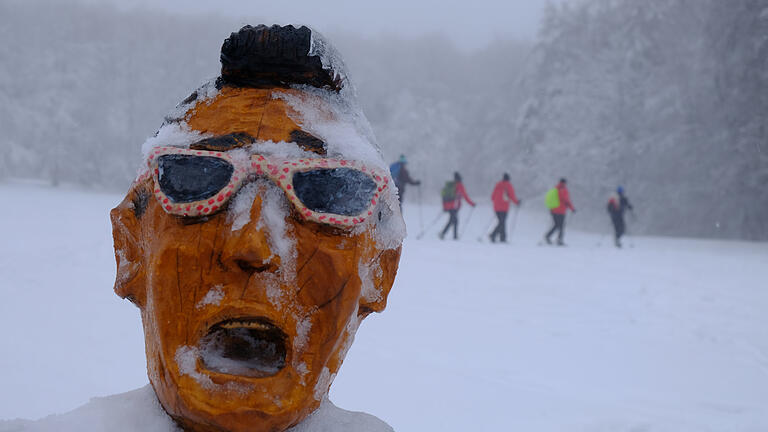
[1,181,767,431]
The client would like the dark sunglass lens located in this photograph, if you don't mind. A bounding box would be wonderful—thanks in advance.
[157,154,234,203]
[292,168,377,216]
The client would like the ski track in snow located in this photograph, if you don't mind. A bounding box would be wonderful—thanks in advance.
[1,181,767,431]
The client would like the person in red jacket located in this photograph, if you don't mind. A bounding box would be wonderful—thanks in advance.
[439,172,476,240]
[489,173,521,243]
[545,178,576,246]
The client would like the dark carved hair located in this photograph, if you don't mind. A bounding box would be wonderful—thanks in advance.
[219,25,343,91]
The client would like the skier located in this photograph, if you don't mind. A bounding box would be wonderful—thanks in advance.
[607,186,634,248]
[489,173,521,243]
[544,178,576,246]
[389,154,420,209]
[439,172,476,240]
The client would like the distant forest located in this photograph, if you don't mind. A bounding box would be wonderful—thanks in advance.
[516,0,768,240]
[1,0,766,240]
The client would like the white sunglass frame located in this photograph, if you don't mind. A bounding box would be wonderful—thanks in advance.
[145,146,392,228]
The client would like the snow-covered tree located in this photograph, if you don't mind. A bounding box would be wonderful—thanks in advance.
[516,0,768,240]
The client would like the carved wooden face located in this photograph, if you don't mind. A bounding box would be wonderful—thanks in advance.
[111,87,402,432]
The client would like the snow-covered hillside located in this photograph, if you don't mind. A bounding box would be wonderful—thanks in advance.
[1,181,767,431]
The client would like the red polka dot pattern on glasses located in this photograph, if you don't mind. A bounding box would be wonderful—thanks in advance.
[146,146,393,228]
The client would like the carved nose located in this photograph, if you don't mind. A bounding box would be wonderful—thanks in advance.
[220,193,279,274]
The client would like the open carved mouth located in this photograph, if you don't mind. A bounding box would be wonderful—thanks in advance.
[199,318,287,377]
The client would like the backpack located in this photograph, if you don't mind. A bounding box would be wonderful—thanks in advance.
[441,181,457,203]
[607,195,621,214]
[545,187,561,209]
[389,162,402,182]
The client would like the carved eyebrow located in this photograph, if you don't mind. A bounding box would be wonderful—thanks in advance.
[190,132,254,151]
[132,186,151,219]
[290,130,327,155]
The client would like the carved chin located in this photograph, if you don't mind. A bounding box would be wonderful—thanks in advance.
[199,317,288,378]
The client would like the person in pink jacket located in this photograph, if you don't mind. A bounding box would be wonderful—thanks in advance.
[489,173,520,243]
[439,172,476,240]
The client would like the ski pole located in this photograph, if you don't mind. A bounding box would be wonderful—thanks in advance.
[458,205,475,240]
[417,184,424,234]
[508,204,521,241]
[595,225,609,247]
[476,213,496,242]
[625,220,636,248]
[626,231,635,248]
[597,214,611,247]
[415,211,445,240]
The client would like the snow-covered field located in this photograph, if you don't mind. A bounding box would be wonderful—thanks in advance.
[1,181,767,431]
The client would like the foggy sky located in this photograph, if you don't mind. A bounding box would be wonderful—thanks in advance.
[89,0,556,50]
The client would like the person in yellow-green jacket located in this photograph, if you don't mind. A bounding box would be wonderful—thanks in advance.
[544,178,576,246]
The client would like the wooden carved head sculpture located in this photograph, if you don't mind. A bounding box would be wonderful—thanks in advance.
[110,25,405,432]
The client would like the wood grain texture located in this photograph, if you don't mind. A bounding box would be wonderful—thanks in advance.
[185,87,302,144]
[112,85,401,432]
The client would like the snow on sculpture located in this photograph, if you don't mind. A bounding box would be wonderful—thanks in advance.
[110,24,405,432]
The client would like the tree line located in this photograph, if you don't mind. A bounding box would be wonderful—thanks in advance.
[1,0,765,240]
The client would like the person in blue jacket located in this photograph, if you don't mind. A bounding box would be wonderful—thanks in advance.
[389,154,420,209]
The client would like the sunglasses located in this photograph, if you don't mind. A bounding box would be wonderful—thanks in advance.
[145,146,391,228]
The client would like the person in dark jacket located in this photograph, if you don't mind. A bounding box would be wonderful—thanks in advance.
[489,173,520,243]
[545,178,576,246]
[607,186,634,248]
[389,154,420,209]
[439,172,476,240]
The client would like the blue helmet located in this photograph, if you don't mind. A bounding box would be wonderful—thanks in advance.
[617,186,624,194]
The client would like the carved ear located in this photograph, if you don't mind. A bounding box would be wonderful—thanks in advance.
[110,188,148,307]
[359,246,401,316]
